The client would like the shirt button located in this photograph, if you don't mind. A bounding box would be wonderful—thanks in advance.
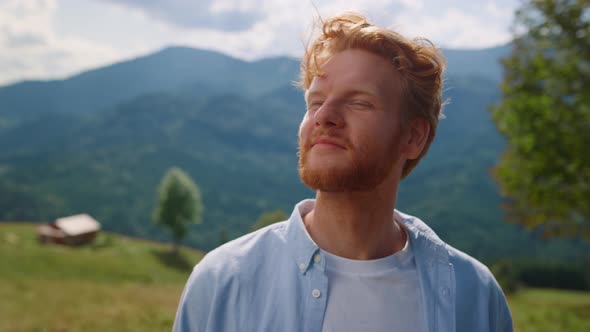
[440,287,449,296]
[314,254,321,263]
[312,289,321,298]
[299,263,306,271]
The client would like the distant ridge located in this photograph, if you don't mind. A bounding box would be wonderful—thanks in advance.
[443,44,511,81]
[0,46,299,121]
[2,41,586,260]
[0,44,509,121]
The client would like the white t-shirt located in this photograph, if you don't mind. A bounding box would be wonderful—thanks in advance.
[321,235,425,332]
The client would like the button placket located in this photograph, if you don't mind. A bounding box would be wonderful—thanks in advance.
[302,258,329,332]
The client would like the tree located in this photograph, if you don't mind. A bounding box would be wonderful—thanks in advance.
[153,167,203,253]
[491,0,590,238]
[250,209,288,232]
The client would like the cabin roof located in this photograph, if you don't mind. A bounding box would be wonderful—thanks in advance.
[55,214,101,236]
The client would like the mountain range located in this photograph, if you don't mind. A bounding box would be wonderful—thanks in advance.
[0,44,587,261]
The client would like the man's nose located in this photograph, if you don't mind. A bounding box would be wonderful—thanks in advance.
[314,100,343,128]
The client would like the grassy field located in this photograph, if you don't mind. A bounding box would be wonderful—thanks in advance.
[1,223,590,331]
[0,223,204,332]
[509,288,590,332]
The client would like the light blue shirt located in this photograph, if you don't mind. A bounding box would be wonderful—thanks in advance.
[173,200,513,332]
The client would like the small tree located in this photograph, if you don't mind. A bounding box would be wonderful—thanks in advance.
[251,209,288,232]
[153,167,203,253]
[491,0,590,238]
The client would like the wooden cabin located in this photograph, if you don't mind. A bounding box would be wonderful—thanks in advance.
[38,214,101,246]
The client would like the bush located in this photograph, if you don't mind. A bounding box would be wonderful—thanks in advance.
[490,259,590,294]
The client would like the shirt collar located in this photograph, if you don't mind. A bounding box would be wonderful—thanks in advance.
[286,199,320,274]
[285,199,447,274]
[395,209,446,248]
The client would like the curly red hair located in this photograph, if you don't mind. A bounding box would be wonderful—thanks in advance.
[299,12,447,178]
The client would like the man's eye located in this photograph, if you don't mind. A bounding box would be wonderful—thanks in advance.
[308,101,324,109]
[349,100,372,109]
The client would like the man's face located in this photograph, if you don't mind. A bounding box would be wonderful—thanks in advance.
[298,49,407,192]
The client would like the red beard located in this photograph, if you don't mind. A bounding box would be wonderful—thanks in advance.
[298,131,400,192]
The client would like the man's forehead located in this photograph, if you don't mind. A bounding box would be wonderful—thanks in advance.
[307,51,397,98]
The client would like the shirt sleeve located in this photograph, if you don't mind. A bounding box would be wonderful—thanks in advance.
[172,261,215,332]
[497,288,514,332]
[488,272,513,332]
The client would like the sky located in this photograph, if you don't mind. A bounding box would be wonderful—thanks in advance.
[0,0,520,86]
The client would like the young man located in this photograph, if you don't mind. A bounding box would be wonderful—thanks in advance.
[173,13,513,332]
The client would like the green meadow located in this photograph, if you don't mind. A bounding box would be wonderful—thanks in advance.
[1,223,589,332]
[510,288,590,332]
[0,223,204,332]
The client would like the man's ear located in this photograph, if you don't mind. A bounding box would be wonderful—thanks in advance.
[401,117,430,160]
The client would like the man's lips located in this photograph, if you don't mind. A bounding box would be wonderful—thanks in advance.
[311,137,347,149]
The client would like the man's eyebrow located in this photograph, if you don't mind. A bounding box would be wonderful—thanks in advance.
[342,89,380,100]
[306,89,378,101]
[305,90,324,102]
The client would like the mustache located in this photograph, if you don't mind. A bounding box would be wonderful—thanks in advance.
[299,130,351,152]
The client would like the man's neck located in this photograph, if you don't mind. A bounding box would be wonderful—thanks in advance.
[303,180,406,260]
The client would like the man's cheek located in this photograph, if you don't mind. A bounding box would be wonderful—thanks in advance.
[298,122,312,145]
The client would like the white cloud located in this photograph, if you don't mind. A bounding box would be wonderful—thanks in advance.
[0,0,121,86]
[0,0,518,86]
[162,0,428,60]
[100,0,263,31]
[395,7,512,48]
[485,0,516,19]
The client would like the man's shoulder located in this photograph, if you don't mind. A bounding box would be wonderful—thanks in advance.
[445,243,499,289]
[400,210,511,328]
[192,221,290,278]
[423,225,513,329]
[441,240,500,289]
[398,210,501,290]
[173,221,293,331]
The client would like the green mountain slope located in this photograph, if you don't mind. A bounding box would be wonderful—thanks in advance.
[0,45,587,261]
[0,46,299,122]
[0,90,308,247]
[442,44,510,82]
[0,44,500,124]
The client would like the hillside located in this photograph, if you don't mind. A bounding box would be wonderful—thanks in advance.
[0,45,588,260]
[2,223,590,332]
[510,289,590,331]
[0,223,204,332]
[0,46,299,121]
